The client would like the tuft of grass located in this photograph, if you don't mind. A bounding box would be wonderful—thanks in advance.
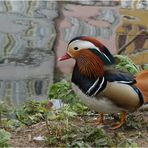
[0,129,11,147]
[110,112,145,130]
[48,79,79,104]
[115,55,139,74]
[15,100,53,126]
[45,123,113,147]
[48,79,89,115]
[0,102,11,126]
[45,121,139,147]
[125,113,145,129]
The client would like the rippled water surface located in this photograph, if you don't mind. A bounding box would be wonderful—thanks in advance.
[0,1,57,105]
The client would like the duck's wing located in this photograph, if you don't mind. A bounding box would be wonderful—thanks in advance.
[104,68,136,85]
[100,68,144,111]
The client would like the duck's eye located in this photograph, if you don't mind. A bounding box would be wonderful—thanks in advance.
[74,47,79,50]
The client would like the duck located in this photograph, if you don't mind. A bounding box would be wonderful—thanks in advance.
[58,36,148,129]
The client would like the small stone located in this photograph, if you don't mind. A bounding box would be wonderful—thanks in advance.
[33,135,45,141]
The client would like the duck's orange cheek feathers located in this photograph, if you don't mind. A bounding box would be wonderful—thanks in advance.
[67,48,79,58]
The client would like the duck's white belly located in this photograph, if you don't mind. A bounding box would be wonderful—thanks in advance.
[72,83,125,113]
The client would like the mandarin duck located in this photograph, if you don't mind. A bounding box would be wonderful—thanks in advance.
[59,36,148,129]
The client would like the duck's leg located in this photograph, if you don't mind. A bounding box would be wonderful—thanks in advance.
[96,113,104,124]
[110,111,126,129]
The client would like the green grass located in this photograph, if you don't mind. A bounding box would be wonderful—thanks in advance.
[0,129,11,147]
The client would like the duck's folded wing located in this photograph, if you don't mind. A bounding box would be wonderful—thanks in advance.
[101,68,143,111]
[100,81,142,111]
[104,68,136,85]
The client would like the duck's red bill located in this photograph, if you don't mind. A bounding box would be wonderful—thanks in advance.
[58,53,71,61]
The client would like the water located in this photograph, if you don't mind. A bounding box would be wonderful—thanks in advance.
[0,1,57,105]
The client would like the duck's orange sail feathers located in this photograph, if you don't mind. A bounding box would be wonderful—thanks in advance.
[135,70,148,103]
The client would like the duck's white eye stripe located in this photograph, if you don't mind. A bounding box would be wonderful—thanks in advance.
[68,40,111,62]
[69,40,101,51]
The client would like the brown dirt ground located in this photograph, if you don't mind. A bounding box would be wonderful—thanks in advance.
[9,111,148,147]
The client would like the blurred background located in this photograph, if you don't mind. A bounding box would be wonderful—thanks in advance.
[0,0,147,105]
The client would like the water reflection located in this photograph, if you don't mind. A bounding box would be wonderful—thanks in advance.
[0,1,57,105]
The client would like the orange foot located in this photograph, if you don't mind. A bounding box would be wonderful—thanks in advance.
[96,113,105,125]
[110,111,126,130]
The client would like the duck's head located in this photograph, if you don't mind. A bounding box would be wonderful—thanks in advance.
[59,36,114,78]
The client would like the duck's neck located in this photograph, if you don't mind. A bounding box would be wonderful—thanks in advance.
[72,64,107,97]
